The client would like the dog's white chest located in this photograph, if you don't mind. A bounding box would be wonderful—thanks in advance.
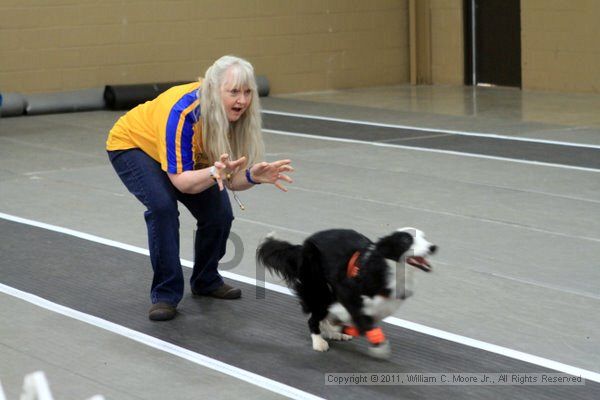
[364,295,404,320]
[327,260,415,324]
[328,295,404,324]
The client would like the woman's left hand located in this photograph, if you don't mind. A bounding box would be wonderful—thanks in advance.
[250,159,294,192]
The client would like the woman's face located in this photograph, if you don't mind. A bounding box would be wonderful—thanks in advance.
[221,67,252,122]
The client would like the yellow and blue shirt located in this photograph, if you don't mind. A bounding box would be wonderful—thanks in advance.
[106,82,208,173]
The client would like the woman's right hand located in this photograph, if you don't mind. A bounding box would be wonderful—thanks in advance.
[212,153,246,191]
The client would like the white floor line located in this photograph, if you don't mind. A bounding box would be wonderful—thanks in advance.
[262,128,600,173]
[1,212,599,385]
[235,217,310,236]
[384,317,600,384]
[262,109,600,149]
[0,284,322,400]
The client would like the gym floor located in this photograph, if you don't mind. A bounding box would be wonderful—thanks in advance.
[0,84,599,399]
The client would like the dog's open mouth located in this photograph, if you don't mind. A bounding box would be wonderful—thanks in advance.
[406,256,432,272]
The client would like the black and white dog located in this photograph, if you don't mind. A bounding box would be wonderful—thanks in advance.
[256,227,437,358]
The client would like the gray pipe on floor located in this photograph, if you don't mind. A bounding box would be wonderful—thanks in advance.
[0,93,27,117]
[25,88,106,116]
[0,76,269,117]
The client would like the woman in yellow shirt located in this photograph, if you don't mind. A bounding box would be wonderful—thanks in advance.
[106,55,293,321]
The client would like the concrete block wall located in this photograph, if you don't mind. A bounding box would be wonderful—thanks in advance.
[3,1,599,96]
[429,0,464,85]
[0,0,410,95]
[522,0,600,93]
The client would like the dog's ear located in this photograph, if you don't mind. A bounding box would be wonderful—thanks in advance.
[376,231,413,261]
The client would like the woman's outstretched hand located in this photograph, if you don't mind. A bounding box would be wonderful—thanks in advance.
[213,153,247,191]
[250,159,294,192]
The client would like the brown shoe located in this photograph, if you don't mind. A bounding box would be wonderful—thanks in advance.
[148,302,177,321]
[194,283,241,299]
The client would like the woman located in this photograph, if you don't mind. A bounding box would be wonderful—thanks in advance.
[106,55,293,321]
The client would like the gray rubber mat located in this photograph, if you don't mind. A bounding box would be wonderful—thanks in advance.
[0,219,597,399]
[262,113,600,170]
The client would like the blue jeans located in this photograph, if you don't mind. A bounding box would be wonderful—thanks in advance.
[108,149,233,306]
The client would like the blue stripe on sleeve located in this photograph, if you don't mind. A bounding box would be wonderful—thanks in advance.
[165,89,200,173]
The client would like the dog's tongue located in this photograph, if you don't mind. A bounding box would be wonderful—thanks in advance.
[406,256,432,272]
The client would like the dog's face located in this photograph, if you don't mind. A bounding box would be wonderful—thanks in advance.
[397,227,437,272]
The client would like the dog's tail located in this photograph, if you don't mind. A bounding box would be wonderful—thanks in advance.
[256,233,303,286]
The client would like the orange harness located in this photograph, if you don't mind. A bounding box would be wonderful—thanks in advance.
[346,251,361,278]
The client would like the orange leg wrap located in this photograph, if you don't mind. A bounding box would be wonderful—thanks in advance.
[342,325,360,337]
[365,327,386,345]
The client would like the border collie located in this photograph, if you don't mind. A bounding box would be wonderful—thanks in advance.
[256,227,437,358]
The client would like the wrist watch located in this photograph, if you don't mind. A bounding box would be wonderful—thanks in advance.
[209,166,218,181]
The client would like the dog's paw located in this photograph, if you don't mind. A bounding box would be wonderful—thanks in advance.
[319,320,352,341]
[324,331,354,341]
[311,334,330,352]
[367,341,391,359]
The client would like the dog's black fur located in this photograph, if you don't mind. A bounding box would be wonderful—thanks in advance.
[256,229,427,339]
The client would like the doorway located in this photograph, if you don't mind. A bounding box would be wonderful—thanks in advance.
[464,0,521,87]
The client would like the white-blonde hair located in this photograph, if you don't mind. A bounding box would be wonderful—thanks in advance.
[199,55,264,168]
